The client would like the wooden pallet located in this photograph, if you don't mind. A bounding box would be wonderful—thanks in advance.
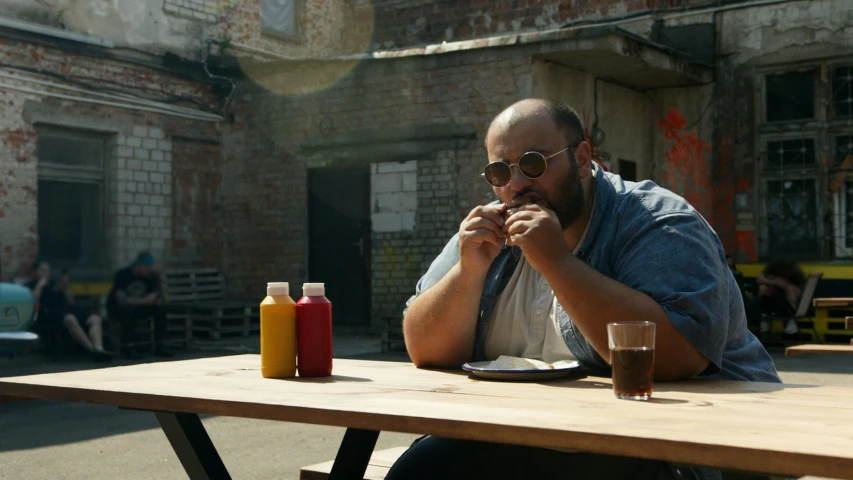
[381,315,405,353]
[162,269,257,341]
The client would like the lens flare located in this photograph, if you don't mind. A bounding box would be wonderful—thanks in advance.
[235,1,376,96]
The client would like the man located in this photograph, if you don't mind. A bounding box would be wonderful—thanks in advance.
[26,260,113,362]
[107,252,172,358]
[391,99,779,480]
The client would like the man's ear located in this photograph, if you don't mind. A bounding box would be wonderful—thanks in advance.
[573,141,593,179]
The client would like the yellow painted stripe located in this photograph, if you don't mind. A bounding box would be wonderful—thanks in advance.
[67,282,112,296]
[738,263,853,279]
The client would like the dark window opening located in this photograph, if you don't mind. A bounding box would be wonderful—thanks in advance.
[766,70,815,122]
[618,159,637,182]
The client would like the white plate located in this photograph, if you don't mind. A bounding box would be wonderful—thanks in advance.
[462,359,582,381]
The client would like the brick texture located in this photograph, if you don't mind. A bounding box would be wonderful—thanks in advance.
[0,35,218,280]
[164,0,217,24]
[171,138,223,267]
[368,0,697,49]
[220,53,532,319]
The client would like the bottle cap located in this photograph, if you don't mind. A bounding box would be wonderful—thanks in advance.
[302,283,325,297]
[267,282,289,296]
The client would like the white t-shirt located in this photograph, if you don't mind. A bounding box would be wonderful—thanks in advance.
[483,202,594,362]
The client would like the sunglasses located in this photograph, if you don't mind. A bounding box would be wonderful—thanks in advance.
[481,143,578,187]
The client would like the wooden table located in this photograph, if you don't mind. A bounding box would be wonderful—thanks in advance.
[785,344,853,356]
[2,355,853,480]
[814,298,853,308]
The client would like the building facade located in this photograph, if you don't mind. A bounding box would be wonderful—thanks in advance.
[1,0,852,329]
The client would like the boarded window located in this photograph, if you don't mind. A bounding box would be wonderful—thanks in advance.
[766,70,815,122]
[261,0,297,38]
[36,129,106,266]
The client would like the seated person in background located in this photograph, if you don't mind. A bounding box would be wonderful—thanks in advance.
[757,259,806,335]
[26,260,113,362]
[107,252,172,358]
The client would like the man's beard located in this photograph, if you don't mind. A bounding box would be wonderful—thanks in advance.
[547,160,585,228]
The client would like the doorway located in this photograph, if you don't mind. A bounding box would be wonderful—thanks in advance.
[308,166,371,325]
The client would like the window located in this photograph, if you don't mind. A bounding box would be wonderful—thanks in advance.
[765,70,815,122]
[758,61,853,259]
[832,66,853,118]
[765,179,819,256]
[261,0,297,39]
[618,159,637,182]
[36,129,106,266]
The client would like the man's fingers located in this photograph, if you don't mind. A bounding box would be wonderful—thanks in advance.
[462,228,504,248]
[505,220,530,237]
[462,217,505,239]
[466,204,507,226]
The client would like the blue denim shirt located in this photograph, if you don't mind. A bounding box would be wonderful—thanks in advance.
[405,167,781,479]
[406,165,780,384]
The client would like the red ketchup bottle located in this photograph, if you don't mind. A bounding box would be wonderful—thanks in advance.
[296,283,333,377]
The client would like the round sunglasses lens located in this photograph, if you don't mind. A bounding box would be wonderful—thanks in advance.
[518,152,547,178]
[484,162,512,186]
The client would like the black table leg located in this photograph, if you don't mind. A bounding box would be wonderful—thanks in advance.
[154,412,231,480]
[328,428,380,480]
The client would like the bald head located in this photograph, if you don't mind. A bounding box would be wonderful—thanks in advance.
[486,98,585,147]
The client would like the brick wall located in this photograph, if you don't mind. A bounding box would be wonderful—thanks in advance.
[111,126,174,266]
[0,82,38,279]
[221,52,533,319]
[369,0,695,48]
[0,36,219,279]
[164,0,218,23]
[171,138,223,267]
[212,0,372,58]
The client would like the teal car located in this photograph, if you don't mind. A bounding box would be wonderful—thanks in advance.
[0,283,39,356]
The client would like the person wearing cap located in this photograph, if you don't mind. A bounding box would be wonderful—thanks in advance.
[393,99,779,480]
[106,252,172,358]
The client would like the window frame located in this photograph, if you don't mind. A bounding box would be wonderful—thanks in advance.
[761,65,820,126]
[35,126,109,269]
[259,0,302,42]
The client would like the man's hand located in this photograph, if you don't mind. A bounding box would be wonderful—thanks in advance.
[504,204,571,273]
[458,204,507,272]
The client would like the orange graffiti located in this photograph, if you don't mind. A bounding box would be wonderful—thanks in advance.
[657,109,712,218]
[735,230,758,262]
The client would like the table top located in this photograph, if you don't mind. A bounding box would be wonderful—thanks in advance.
[785,344,853,356]
[813,297,853,308]
[1,355,852,479]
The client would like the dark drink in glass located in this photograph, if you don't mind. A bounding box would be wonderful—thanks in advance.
[607,322,656,401]
[610,347,654,400]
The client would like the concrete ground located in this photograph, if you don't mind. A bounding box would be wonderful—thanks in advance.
[1,340,852,480]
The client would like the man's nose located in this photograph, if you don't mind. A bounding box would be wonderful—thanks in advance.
[508,164,533,193]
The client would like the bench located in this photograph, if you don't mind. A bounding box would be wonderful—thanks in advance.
[299,447,407,480]
[162,269,258,341]
[299,447,784,480]
[785,344,853,356]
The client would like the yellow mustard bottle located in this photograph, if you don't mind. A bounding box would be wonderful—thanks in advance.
[260,282,297,378]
